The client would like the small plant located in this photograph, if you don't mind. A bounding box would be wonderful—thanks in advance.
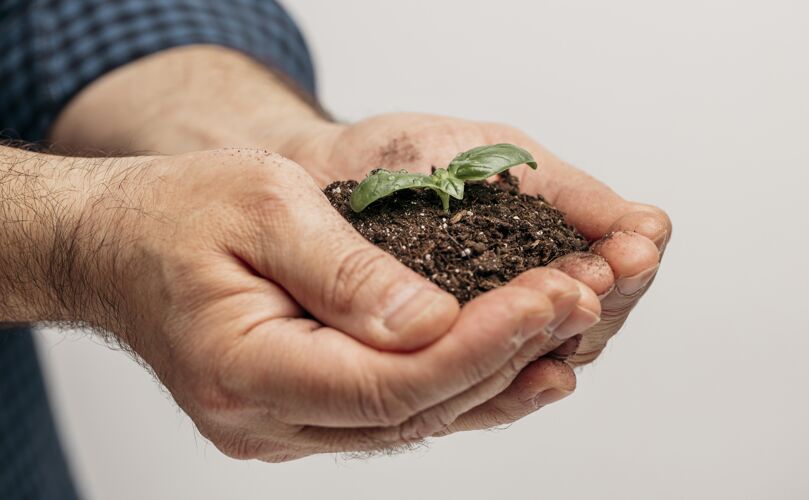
[349,144,538,213]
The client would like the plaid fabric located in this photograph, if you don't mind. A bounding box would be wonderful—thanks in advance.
[0,329,79,500]
[0,0,316,142]
[0,1,315,499]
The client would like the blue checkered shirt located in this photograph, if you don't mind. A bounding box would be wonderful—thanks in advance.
[0,1,315,498]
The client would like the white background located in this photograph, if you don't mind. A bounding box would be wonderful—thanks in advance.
[37,1,809,499]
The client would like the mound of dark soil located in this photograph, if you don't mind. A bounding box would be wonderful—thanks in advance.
[325,173,589,304]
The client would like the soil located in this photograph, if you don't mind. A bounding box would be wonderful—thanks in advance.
[325,172,590,304]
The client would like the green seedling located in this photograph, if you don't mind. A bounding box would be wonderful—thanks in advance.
[349,143,538,213]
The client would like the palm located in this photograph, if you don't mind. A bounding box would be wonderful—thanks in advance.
[292,114,495,184]
[291,112,670,366]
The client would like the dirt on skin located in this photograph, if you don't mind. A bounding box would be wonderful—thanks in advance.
[325,172,590,304]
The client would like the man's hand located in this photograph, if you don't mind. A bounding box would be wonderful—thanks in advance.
[1,146,599,459]
[48,46,668,438]
[283,113,671,368]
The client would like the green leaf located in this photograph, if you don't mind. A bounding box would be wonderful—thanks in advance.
[431,168,465,200]
[350,169,446,212]
[447,143,538,181]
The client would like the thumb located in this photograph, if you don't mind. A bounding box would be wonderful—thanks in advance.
[237,160,459,351]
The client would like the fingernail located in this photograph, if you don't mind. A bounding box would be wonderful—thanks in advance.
[383,285,444,334]
[615,264,659,296]
[653,230,669,253]
[551,306,600,340]
[534,388,572,407]
[545,291,583,332]
[597,284,615,300]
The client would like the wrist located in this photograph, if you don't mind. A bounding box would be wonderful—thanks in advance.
[66,154,165,342]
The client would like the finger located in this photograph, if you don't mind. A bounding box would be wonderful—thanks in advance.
[548,252,615,298]
[591,231,660,300]
[378,270,593,442]
[215,357,578,459]
[219,282,557,428]
[390,328,550,443]
[267,358,576,462]
[229,158,459,352]
[378,271,588,440]
[289,326,555,452]
[437,358,576,434]
[509,268,601,341]
[547,243,653,365]
[564,231,660,365]
[286,269,593,451]
[606,205,672,254]
[548,334,584,360]
[374,284,557,423]
[522,155,670,304]
[514,148,672,247]
[519,155,664,366]
[230,335,548,462]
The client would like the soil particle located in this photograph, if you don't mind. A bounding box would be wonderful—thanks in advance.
[325,174,590,304]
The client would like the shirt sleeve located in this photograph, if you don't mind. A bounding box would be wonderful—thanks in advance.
[0,0,317,143]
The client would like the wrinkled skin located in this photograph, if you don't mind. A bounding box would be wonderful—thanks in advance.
[47,47,671,459]
[67,149,601,461]
[283,113,671,367]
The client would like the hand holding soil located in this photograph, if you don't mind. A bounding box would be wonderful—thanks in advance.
[287,112,671,370]
[40,48,670,456]
[0,147,594,459]
[327,144,591,304]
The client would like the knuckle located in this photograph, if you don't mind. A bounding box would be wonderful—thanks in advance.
[216,434,276,461]
[641,204,673,231]
[184,378,243,420]
[328,246,389,314]
[359,369,414,426]
[535,266,569,280]
[506,355,526,378]
[541,268,580,292]
[231,151,311,205]
[491,404,530,426]
[399,408,456,442]
[489,352,530,393]
[210,345,292,424]
[520,266,564,282]
[461,351,496,386]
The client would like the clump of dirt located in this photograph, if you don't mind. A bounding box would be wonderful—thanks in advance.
[325,173,589,304]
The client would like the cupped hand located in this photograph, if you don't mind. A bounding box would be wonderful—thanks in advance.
[81,149,597,460]
[282,112,671,429]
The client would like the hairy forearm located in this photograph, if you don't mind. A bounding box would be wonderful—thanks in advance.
[1,146,81,323]
[50,45,335,155]
[0,145,140,329]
